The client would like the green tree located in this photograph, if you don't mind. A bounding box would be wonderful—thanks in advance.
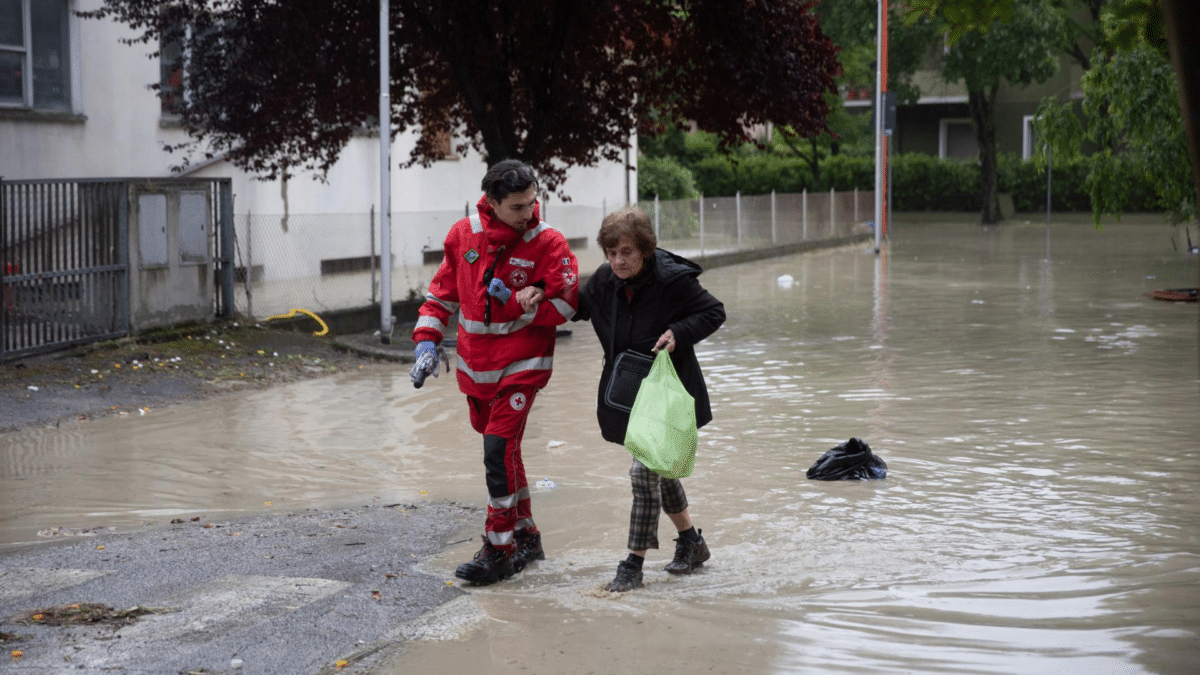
[941,0,1071,223]
[772,0,937,183]
[1035,0,1194,224]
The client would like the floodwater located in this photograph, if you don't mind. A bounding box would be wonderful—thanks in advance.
[3,219,1199,674]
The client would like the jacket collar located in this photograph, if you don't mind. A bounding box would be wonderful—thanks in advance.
[476,195,541,249]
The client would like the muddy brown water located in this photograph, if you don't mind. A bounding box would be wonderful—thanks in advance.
[2,220,1198,674]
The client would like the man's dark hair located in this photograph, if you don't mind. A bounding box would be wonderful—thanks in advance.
[481,160,538,202]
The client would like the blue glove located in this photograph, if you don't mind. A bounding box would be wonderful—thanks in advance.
[410,340,440,388]
[487,277,512,304]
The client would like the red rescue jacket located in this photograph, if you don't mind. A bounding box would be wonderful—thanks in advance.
[413,196,579,399]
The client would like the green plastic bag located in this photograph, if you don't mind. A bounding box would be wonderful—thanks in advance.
[623,350,697,478]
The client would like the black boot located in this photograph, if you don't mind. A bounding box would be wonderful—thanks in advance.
[606,558,644,592]
[664,529,710,575]
[512,529,545,573]
[455,536,515,585]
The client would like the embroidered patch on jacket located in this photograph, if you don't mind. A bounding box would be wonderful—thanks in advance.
[562,257,571,267]
[510,257,535,268]
[510,392,527,411]
[563,270,578,287]
[464,248,480,264]
[509,269,529,287]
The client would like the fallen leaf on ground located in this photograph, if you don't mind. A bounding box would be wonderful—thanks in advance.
[12,604,163,627]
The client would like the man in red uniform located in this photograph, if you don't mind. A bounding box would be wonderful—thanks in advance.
[411,159,579,585]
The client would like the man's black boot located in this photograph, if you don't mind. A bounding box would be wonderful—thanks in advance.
[455,536,515,585]
[512,529,545,573]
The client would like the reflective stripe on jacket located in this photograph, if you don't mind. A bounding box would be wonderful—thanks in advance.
[414,196,579,398]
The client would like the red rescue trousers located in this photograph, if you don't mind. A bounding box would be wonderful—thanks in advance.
[467,385,540,553]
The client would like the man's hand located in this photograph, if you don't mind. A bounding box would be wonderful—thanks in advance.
[410,340,440,388]
[516,286,545,313]
[487,278,512,304]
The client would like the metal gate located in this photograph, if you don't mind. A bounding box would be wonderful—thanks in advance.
[1,179,129,361]
[1,178,235,361]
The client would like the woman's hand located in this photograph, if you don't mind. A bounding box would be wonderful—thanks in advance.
[653,329,676,353]
[516,286,545,313]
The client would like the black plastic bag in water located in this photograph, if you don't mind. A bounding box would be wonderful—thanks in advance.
[806,438,887,480]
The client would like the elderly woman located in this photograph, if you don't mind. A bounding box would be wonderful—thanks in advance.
[573,206,726,592]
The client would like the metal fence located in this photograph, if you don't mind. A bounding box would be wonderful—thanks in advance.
[230,189,875,321]
[649,189,875,257]
[2,179,129,360]
[2,177,235,361]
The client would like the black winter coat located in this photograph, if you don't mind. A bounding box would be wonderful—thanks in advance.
[574,249,726,445]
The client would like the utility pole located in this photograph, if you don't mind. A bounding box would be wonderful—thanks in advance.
[873,0,888,253]
[378,0,393,343]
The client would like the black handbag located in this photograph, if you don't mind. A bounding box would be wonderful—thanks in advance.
[604,350,655,412]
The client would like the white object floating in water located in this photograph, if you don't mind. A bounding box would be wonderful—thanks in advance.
[27,385,38,391]
[777,274,795,287]
[547,440,565,448]
[535,478,558,490]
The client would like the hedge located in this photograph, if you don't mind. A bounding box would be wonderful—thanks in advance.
[640,151,1164,213]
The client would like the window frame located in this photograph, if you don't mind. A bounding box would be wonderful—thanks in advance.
[1022,114,1037,160]
[0,0,73,112]
[938,117,977,160]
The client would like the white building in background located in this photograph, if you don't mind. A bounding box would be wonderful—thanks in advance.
[1,0,630,308]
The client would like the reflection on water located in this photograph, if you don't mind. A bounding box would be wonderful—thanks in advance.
[2,221,1198,674]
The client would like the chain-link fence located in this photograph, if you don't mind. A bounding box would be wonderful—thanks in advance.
[230,190,874,320]
[648,189,875,257]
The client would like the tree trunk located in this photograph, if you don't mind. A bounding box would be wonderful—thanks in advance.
[968,84,1001,224]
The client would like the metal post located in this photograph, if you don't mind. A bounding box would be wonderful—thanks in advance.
[802,188,808,241]
[736,190,742,250]
[1046,144,1053,226]
[854,187,859,225]
[245,208,253,320]
[771,190,777,244]
[379,0,393,342]
[370,205,377,305]
[830,187,835,236]
[654,194,660,239]
[218,180,234,318]
[887,133,894,235]
[873,0,885,253]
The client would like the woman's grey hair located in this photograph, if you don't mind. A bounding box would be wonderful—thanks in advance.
[597,207,657,256]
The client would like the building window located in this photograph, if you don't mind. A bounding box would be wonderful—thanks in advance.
[0,0,71,110]
[418,122,457,160]
[159,21,225,116]
[159,28,184,115]
[938,118,978,160]
[1022,114,1037,160]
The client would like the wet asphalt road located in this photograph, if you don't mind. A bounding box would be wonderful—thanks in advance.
[0,502,477,675]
